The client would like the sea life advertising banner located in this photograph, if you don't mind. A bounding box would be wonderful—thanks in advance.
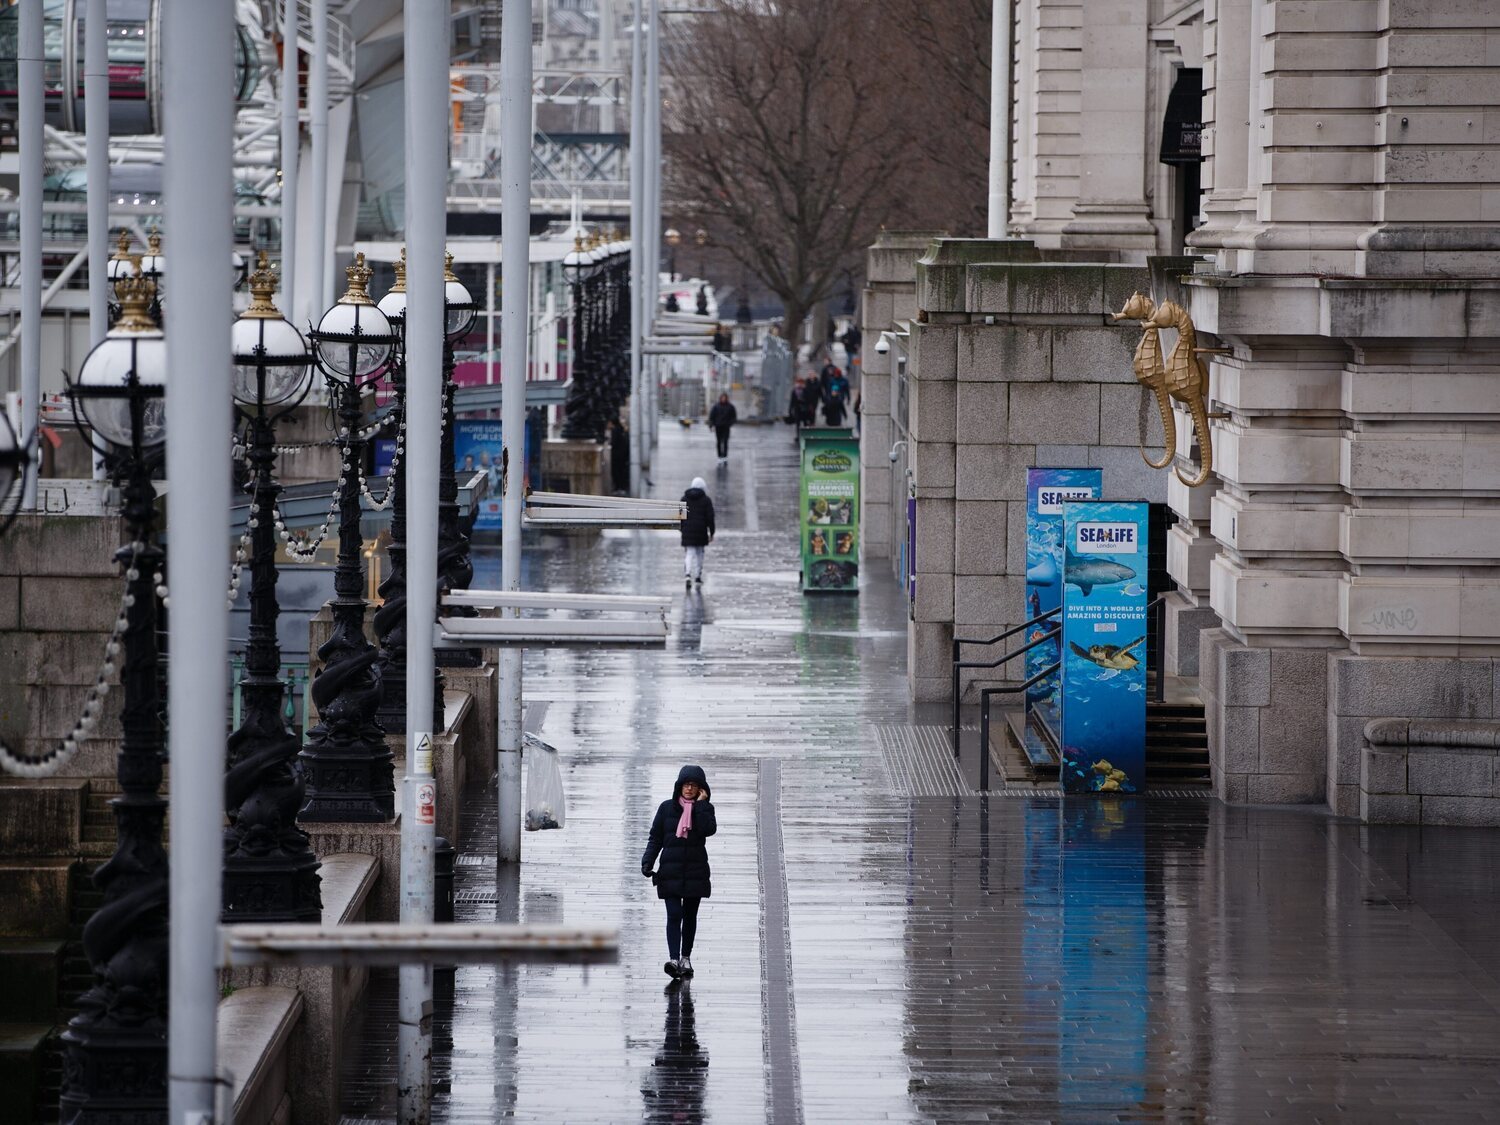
[799,430,859,593]
[1024,468,1102,755]
[1060,500,1148,794]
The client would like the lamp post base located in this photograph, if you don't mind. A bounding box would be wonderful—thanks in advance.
[297,742,396,822]
[58,1024,168,1124]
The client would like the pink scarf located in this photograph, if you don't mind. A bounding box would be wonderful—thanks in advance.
[675,796,694,838]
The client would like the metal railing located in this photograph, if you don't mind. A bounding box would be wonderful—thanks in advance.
[953,593,1176,790]
[951,608,1061,751]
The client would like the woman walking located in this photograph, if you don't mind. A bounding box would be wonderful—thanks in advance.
[642,765,717,979]
[680,477,715,589]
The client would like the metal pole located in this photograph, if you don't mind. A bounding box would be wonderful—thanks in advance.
[987,0,1013,238]
[85,0,108,344]
[497,0,532,865]
[598,0,616,133]
[84,0,109,483]
[17,0,41,511]
[164,0,234,1115]
[486,259,497,384]
[401,0,445,1111]
[645,1,662,456]
[628,0,643,494]
[281,0,300,322]
[309,0,330,319]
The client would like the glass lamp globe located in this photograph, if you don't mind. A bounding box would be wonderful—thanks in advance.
[138,229,165,283]
[313,252,395,382]
[232,253,311,409]
[377,249,409,333]
[106,229,137,282]
[76,268,167,448]
[443,251,477,339]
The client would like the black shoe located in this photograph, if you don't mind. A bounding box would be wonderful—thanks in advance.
[679,956,694,977]
[685,577,692,590]
[664,959,683,979]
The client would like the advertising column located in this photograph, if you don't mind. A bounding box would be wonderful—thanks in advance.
[1060,500,1148,794]
[1024,468,1102,758]
[800,429,860,593]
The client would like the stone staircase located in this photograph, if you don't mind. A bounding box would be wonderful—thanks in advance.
[1146,700,1210,786]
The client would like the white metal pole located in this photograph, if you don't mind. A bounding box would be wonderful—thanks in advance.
[84,0,109,482]
[163,0,234,1117]
[497,0,532,865]
[399,0,445,1113]
[486,259,496,384]
[85,0,108,344]
[645,1,662,454]
[309,0,330,319]
[17,0,42,511]
[598,0,616,133]
[627,0,644,493]
[987,0,1013,238]
[280,0,300,321]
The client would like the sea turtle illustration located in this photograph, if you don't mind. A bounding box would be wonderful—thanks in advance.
[1069,636,1146,671]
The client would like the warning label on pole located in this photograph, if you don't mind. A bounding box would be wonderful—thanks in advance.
[416,782,436,826]
[415,732,433,776]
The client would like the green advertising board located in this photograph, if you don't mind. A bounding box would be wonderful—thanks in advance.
[799,429,859,593]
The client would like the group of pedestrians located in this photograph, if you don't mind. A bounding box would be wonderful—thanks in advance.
[788,358,855,430]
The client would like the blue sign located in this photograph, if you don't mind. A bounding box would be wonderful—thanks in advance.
[1024,468,1102,759]
[454,419,508,531]
[1060,500,1148,794]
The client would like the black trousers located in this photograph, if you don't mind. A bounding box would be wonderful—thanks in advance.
[715,427,731,458]
[664,896,701,959]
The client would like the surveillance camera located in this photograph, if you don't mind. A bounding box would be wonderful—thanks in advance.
[874,335,890,355]
[889,448,899,463]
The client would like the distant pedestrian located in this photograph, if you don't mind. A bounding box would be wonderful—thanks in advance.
[642,764,717,979]
[708,393,738,462]
[818,359,840,403]
[823,383,848,427]
[680,476,715,589]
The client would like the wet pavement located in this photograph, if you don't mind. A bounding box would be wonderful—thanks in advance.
[340,422,1500,1123]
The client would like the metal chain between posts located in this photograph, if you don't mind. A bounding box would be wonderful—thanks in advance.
[0,543,165,778]
[2,397,423,777]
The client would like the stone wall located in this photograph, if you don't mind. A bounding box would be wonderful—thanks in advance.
[858,231,942,562]
[898,236,1168,702]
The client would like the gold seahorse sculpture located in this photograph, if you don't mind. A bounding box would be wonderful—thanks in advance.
[1150,299,1214,487]
[1110,292,1173,469]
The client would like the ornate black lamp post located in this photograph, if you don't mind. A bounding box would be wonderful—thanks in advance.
[561,236,610,441]
[223,253,322,922]
[59,264,170,1119]
[299,253,398,822]
[373,250,410,733]
[664,226,681,313]
[434,250,481,721]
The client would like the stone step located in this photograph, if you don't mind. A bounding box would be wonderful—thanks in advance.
[0,940,64,1023]
[0,859,74,941]
[0,1022,50,1123]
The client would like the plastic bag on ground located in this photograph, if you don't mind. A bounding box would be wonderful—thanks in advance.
[523,732,567,830]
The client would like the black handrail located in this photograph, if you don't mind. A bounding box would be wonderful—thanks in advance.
[978,662,1058,791]
[951,606,1060,753]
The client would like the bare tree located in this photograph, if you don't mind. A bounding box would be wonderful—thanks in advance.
[664,0,910,349]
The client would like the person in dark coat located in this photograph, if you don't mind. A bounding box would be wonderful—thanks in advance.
[679,477,715,588]
[642,764,717,978]
[707,393,738,461]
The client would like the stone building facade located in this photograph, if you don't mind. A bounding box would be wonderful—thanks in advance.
[871,0,1500,825]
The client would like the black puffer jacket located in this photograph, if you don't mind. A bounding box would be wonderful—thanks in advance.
[641,765,716,899]
[708,401,738,431]
[680,488,715,547]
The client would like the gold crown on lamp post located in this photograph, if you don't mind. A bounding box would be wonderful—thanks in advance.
[146,229,162,255]
[112,257,157,333]
[112,229,132,260]
[241,251,283,319]
[388,248,407,293]
[444,250,459,283]
[338,252,375,305]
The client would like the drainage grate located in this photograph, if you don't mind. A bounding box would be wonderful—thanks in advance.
[875,725,975,797]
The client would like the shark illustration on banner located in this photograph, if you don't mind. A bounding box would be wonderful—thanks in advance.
[1060,499,1149,794]
[1024,468,1103,762]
